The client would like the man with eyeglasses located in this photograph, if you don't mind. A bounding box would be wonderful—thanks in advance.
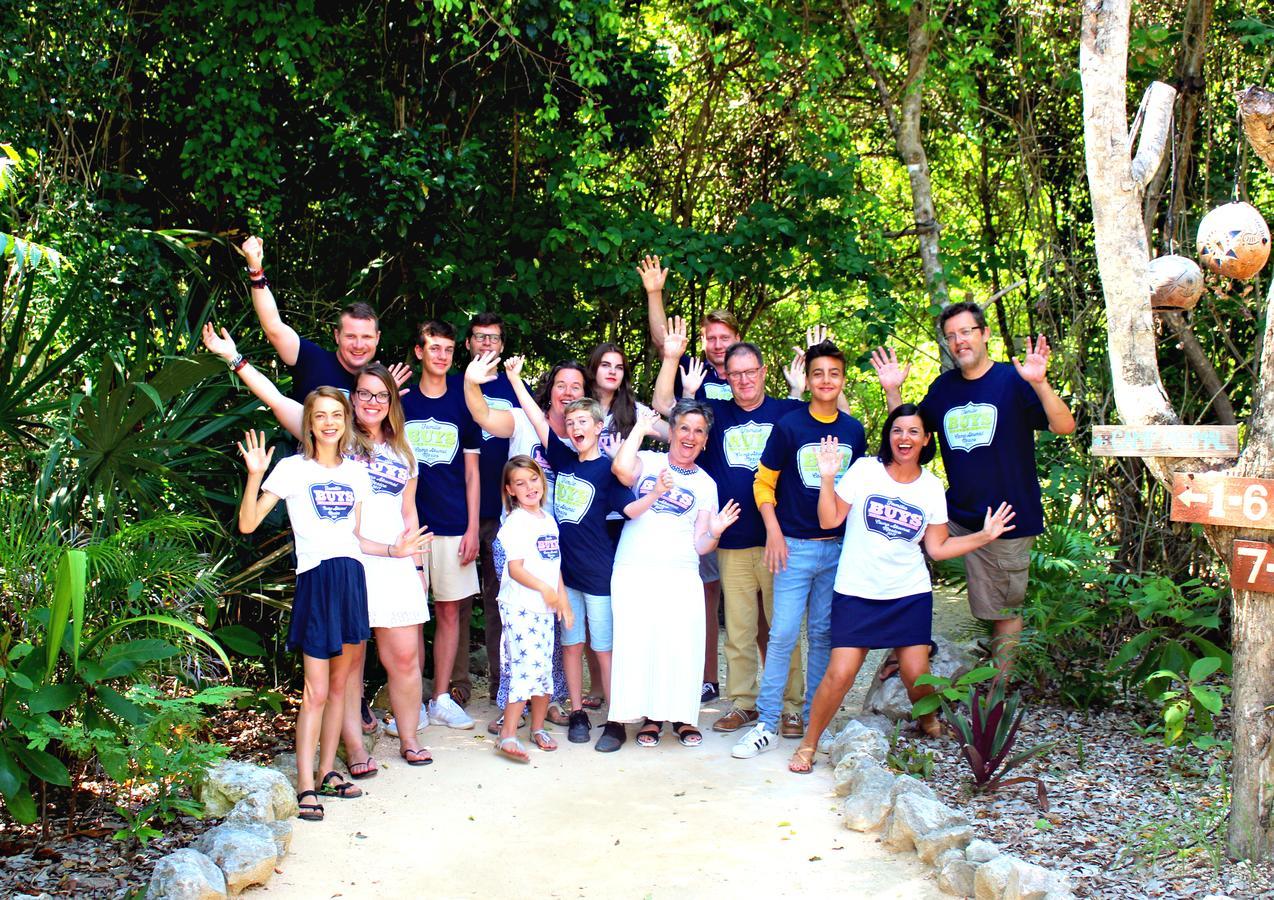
[872,301,1074,669]
[653,319,807,736]
[399,320,481,730]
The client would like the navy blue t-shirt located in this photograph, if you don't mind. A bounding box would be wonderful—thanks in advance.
[545,440,630,595]
[674,354,733,402]
[759,407,867,540]
[291,337,356,401]
[920,361,1050,536]
[700,396,803,550]
[401,374,481,536]
[474,370,523,520]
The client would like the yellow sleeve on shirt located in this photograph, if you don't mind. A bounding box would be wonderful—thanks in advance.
[754,464,780,508]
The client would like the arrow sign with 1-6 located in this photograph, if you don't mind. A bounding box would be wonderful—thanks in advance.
[1170,472,1274,529]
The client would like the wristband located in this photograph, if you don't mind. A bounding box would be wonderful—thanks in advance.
[249,275,269,289]
[415,565,425,572]
[246,266,264,278]
[228,354,249,373]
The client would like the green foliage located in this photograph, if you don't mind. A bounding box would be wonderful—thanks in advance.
[1127,760,1230,873]
[1145,656,1231,751]
[910,665,1001,717]
[886,722,935,780]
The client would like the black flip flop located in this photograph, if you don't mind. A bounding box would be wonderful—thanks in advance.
[348,756,378,779]
[636,718,663,747]
[673,722,703,747]
[400,747,433,767]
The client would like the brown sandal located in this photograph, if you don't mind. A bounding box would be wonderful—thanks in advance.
[788,746,816,774]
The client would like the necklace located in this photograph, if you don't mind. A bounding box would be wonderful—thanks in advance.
[669,462,697,476]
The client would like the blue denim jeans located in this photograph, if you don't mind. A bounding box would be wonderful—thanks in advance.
[755,536,841,730]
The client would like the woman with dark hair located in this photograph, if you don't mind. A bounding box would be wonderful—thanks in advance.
[586,342,669,456]
[786,403,1016,773]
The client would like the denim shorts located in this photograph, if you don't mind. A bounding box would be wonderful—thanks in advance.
[563,587,613,651]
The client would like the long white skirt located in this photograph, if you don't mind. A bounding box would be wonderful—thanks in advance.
[608,564,704,725]
[363,555,430,629]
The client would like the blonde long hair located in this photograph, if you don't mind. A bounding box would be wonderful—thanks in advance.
[356,364,415,469]
[300,387,359,460]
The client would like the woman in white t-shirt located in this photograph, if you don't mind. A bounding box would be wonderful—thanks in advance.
[237,388,430,822]
[609,403,741,748]
[787,404,1015,774]
[204,325,434,775]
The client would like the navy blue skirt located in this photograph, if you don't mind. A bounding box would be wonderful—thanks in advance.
[829,590,932,650]
[289,556,370,659]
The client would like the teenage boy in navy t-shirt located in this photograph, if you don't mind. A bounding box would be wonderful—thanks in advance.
[872,301,1074,669]
[401,320,481,731]
[733,341,867,760]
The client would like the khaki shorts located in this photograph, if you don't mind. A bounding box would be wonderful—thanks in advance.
[426,534,479,603]
[948,520,1034,621]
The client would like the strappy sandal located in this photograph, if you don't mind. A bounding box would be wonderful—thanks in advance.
[672,722,703,747]
[360,697,379,734]
[496,736,530,763]
[582,694,604,710]
[347,756,378,779]
[530,729,558,751]
[318,770,363,799]
[636,718,663,747]
[400,747,433,766]
[788,746,816,774]
[296,790,324,821]
[918,713,953,740]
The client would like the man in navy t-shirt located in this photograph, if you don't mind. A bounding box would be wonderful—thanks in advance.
[733,341,867,761]
[873,300,1075,669]
[401,320,481,730]
[237,236,405,399]
[653,326,806,736]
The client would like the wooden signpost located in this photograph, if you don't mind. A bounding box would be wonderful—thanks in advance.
[1171,472,1274,529]
[1091,425,1238,457]
[1233,540,1274,593]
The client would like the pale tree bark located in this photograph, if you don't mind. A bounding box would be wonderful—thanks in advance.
[1082,0,1274,860]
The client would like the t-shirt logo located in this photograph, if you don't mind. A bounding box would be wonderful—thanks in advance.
[365,453,409,495]
[943,403,998,452]
[481,397,513,441]
[703,382,733,401]
[531,444,555,481]
[637,476,696,516]
[405,418,459,466]
[536,534,561,560]
[863,494,926,542]
[723,422,774,470]
[309,481,356,521]
[797,441,851,489]
[553,473,595,524]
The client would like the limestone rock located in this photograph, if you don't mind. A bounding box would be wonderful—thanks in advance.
[883,793,969,852]
[192,824,279,896]
[832,752,878,797]
[841,766,897,832]
[965,839,1001,863]
[200,761,298,821]
[336,727,377,762]
[849,713,895,735]
[939,854,978,898]
[863,636,979,720]
[269,752,299,789]
[1007,860,1072,900]
[889,774,937,805]
[975,857,1017,900]
[828,720,889,767]
[147,849,228,900]
[916,824,974,864]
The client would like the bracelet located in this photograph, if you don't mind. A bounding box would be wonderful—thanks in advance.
[246,266,264,278]
[248,275,269,289]
[228,354,249,373]
[415,565,425,572]
[386,542,394,558]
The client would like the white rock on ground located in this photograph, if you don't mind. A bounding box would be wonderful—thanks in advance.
[147,848,228,900]
[841,766,898,832]
[916,824,974,864]
[200,761,298,821]
[974,855,1072,900]
[965,839,1001,863]
[832,752,879,796]
[938,852,978,898]
[883,793,969,852]
[889,773,937,804]
[828,720,890,766]
[191,824,279,896]
[863,636,979,720]
[849,713,894,734]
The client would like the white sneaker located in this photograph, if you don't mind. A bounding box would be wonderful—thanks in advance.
[428,694,475,730]
[817,727,835,755]
[731,722,779,759]
[384,702,429,738]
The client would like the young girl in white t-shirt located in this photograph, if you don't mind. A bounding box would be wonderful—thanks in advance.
[237,388,430,821]
[493,455,574,762]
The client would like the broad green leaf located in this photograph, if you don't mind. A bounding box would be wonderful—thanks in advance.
[0,744,21,798]
[46,549,87,680]
[82,615,232,674]
[95,685,149,726]
[1188,656,1222,683]
[213,625,265,657]
[13,745,70,787]
[1190,685,1224,715]
[955,666,1001,686]
[26,683,80,714]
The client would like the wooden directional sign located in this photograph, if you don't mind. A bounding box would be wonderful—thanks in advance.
[1233,540,1274,592]
[1091,425,1238,458]
[1171,472,1274,529]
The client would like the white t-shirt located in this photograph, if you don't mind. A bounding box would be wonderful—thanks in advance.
[496,506,562,614]
[597,400,655,458]
[832,457,948,599]
[262,455,371,574]
[614,450,719,572]
[355,443,414,544]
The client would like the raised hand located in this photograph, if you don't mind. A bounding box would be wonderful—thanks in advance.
[663,315,688,361]
[632,408,662,439]
[503,354,525,380]
[202,322,237,361]
[709,500,742,537]
[816,436,843,479]
[637,255,669,294]
[234,235,264,270]
[870,346,911,393]
[653,467,675,497]
[391,525,434,558]
[1012,335,1052,385]
[236,430,274,476]
[680,356,706,397]
[981,502,1017,540]
[784,348,806,396]
[386,362,413,389]
[805,324,833,348]
[465,350,501,385]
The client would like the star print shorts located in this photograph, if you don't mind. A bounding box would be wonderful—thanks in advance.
[497,600,555,705]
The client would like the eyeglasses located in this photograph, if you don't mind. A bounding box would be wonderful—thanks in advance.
[470,333,503,345]
[355,389,391,404]
[943,326,983,343]
[725,366,763,382]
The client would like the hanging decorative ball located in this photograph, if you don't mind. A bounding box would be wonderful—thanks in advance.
[1196,201,1271,280]
[1148,254,1205,312]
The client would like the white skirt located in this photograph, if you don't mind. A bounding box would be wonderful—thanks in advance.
[608,564,705,725]
[363,555,430,629]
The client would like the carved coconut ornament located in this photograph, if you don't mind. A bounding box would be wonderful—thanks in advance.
[1148,254,1205,312]
[1196,201,1271,280]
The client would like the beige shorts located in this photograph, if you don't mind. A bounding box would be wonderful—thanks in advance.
[426,534,479,603]
[948,520,1034,621]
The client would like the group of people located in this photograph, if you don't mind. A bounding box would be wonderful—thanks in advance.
[213,239,1074,821]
